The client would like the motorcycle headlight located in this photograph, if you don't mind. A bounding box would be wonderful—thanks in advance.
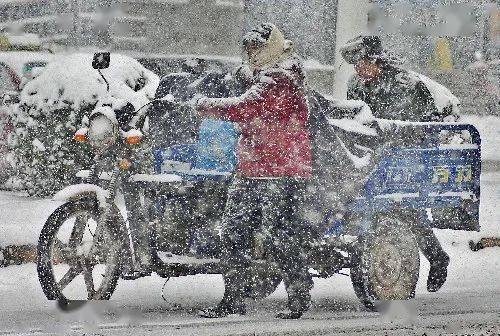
[87,114,118,149]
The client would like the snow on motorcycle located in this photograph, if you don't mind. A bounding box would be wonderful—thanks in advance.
[37,52,482,311]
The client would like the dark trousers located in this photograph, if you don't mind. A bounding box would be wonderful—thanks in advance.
[221,177,313,312]
[409,220,449,264]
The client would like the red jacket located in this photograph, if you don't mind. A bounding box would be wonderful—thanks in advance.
[197,63,312,178]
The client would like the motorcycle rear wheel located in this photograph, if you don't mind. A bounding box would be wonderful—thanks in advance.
[37,196,124,302]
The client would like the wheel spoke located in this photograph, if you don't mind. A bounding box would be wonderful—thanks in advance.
[57,265,82,291]
[53,239,70,264]
[88,223,106,261]
[82,261,96,299]
[69,213,89,249]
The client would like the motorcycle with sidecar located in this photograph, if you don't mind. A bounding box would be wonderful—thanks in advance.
[37,53,481,310]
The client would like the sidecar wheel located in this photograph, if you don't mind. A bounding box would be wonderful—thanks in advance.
[37,196,124,302]
[350,215,420,309]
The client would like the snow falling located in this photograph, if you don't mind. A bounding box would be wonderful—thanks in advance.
[0,1,498,335]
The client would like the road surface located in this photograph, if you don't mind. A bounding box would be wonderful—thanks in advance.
[0,172,499,335]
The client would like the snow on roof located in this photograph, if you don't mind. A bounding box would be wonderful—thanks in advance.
[20,53,160,111]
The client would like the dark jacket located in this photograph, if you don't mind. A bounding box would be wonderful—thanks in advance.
[305,90,379,219]
[149,72,200,148]
[347,66,457,122]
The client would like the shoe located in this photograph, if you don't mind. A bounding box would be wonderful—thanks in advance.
[275,310,303,319]
[198,302,246,318]
[427,256,450,292]
[362,299,377,312]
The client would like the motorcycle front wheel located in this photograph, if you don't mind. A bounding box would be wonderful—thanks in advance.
[37,196,124,302]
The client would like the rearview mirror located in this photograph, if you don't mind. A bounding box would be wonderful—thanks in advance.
[92,52,110,70]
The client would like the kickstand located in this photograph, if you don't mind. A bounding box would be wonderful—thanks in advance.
[161,277,171,302]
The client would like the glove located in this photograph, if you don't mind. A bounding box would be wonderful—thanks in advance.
[233,63,253,89]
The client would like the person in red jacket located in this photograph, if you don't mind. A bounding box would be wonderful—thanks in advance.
[196,23,313,319]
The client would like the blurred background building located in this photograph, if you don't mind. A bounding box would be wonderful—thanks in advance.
[0,0,498,109]
[0,0,244,55]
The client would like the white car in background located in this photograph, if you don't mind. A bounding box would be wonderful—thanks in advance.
[0,52,52,93]
[0,34,53,93]
[0,34,54,184]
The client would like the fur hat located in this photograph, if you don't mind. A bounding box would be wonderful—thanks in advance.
[243,23,293,71]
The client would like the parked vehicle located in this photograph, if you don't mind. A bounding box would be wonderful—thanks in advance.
[0,39,53,184]
[0,33,53,90]
[37,53,481,310]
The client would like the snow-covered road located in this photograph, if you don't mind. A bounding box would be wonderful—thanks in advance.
[0,172,499,335]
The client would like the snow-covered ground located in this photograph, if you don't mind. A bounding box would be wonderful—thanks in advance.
[0,174,498,335]
[0,115,499,335]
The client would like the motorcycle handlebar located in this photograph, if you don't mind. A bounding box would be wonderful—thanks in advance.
[129,95,195,129]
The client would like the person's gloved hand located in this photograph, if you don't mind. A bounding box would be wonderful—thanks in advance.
[233,63,253,89]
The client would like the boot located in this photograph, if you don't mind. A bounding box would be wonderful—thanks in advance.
[198,271,246,318]
[278,279,312,319]
[427,255,450,292]
[198,297,246,318]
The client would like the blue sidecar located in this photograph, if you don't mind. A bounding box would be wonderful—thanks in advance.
[156,120,480,232]
[154,118,481,306]
[350,122,480,231]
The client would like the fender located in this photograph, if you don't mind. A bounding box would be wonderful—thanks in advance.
[53,183,110,208]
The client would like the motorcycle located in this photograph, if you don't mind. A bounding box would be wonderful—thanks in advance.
[37,52,482,310]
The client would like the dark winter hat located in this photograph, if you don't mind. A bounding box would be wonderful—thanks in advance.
[341,35,386,64]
